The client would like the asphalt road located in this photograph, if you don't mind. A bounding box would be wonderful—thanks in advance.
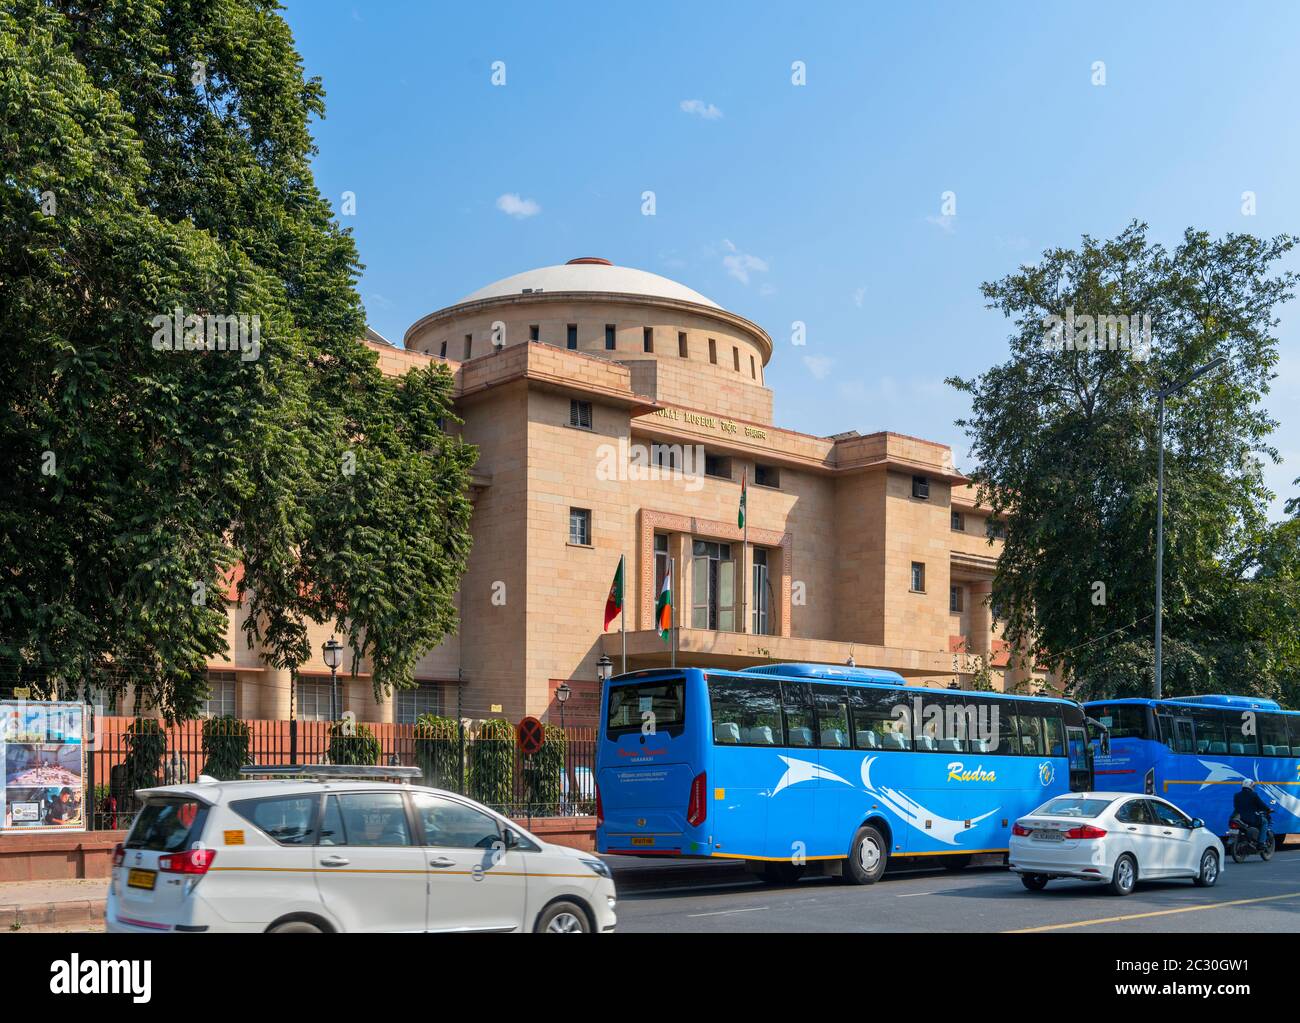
[610,846,1300,932]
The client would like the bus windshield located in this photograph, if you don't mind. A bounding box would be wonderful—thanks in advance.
[606,677,686,736]
[1089,704,1152,741]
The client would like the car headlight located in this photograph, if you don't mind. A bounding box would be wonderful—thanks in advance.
[580,857,612,879]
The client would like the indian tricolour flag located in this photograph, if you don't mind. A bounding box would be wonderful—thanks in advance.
[655,562,673,643]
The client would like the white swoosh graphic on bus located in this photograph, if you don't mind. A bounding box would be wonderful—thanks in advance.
[1198,759,1300,818]
[770,755,852,795]
[861,756,998,846]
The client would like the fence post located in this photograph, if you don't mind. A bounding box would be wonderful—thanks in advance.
[290,718,297,766]
[458,720,466,795]
[86,702,96,832]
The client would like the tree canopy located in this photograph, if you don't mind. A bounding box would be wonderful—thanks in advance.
[949,221,1299,702]
[0,0,475,718]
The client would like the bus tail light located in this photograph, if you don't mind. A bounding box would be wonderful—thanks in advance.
[596,782,603,826]
[158,848,217,875]
[1063,825,1106,840]
[686,771,707,827]
[1011,823,1032,837]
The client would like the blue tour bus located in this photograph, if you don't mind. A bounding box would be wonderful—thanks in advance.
[1084,694,1300,839]
[596,663,1094,883]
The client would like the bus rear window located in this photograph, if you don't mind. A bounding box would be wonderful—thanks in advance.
[606,678,685,736]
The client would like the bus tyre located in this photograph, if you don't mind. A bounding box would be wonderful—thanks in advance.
[1109,854,1137,896]
[845,824,888,885]
[1020,873,1049,891]
[760,861,805,884]
[1193,849,1219,887]
[942,855,972,872]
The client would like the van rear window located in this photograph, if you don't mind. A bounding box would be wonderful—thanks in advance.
[607,678,685,736]
[125,798,209,852]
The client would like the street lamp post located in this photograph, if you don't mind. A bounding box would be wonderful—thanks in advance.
[596,655,613,686]
[1154,356,1225,700]
[555,682,571,732]
[322,637,343,721]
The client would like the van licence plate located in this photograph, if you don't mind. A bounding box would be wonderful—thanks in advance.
[630,837,654,847]
[127,868,157,890]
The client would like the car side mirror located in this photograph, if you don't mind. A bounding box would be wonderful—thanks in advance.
[1191,818,1205,830]
[502,828,520,849]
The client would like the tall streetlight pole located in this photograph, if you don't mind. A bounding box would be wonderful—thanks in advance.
[1154,356,1225,699]
[322,636,343,721]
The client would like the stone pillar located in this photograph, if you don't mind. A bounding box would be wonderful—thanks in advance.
[260,669,293,720]
[348,679,394,725]
[968,581,993,659]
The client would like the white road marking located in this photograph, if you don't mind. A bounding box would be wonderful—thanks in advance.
[687,906,770,918]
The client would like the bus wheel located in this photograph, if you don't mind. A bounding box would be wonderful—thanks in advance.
[845,824,888,884]
[759,861,805,885]
[942,855,972,871]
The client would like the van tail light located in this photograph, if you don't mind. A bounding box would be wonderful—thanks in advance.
[112,843,125,867]
[686,771,707,827]
[158,848,217,875]
[1064,825,1106,840]
[595,782,603,825]
[1011,823,1032,837]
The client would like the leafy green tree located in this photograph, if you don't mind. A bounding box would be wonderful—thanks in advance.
[948,222,1298,699]
[0,1,474,718]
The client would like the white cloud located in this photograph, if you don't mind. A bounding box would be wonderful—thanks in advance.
[853,286,866,308]
[496,193,541,219]
[721,238,768,285]
[680,98,723,120]
[803,355,834,380]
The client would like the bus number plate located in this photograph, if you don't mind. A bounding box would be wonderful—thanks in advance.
[630,837,654,847]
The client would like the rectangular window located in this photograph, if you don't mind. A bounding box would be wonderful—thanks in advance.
[849,687,911,751]
[569,399,593,430]
[754,463,779,488]
[1190,708,1228,753]
[651,443,678,470]
[750,354,757,379]
[1013,702,1046,756]
[752,547,772,636]
[813,685,850,749]
[704,454,731,479]
[606,678,685,736]
[529,324,540,341]
[569,508,591,546]
[910,562,925,592]
[296,681,333,721]
[643,327,654,353]
[327,792,413,848]
[439,340,448,358]
[951,510,965,531]
[708,676,781,746]
[201,671,237,718]
[911,475,930,499]
[604,324,616,350]
[949,585,963,613]
[986,517,1007,540]
[1258,713,1290,756]
[229,795,318,845]
[732,346,740,371]
[1287,717,1300,757]
[396,683,442,724]
[1043,713,1066,757]
[566,324,577,350]
[708,338,717,364]
[1155,710,1196,754]
[691,539,735,631]
[654,533,670,595]
[463,334,472,360]
[780,682,815,747]
[678,332,688,358]
[1091,704,1155,741]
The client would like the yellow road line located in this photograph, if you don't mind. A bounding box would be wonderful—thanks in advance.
[1007,890,1300,933]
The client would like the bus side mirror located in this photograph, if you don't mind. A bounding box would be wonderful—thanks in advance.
[1101,733,1110,756]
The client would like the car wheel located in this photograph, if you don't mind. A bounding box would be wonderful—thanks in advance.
[1193,849,1220,887]
[268,920,324,933]
[1109,854,1137,896]
[942,855,972,872]
[759,861,806,884]
[844,824,889,885]
[536,901,591,933]
[1020,873,1049,891]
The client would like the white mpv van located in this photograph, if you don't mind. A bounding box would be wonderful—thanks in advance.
[105,766,616,933]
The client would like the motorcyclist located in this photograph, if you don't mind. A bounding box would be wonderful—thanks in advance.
[1233,779,1272,850]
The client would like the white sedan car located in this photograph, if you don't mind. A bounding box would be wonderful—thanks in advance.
[1009,791,1224,896]
[106,766,616,933]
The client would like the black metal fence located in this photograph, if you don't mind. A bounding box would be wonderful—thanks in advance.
[74,715,596,832]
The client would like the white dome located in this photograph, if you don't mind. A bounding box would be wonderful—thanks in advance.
[454,258,720,309]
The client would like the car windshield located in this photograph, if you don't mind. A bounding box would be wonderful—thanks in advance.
[1033,796,1114,818]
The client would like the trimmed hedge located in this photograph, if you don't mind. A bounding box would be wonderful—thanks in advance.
[413,713,462,788]
[469,718,514,806]
[328,720,381,765]
[201,715,252,780]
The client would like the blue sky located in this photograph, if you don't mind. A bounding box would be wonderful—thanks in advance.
[283,0,1300,517]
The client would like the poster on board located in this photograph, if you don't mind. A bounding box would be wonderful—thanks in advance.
[0,702,86,833]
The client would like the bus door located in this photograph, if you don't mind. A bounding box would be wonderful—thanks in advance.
[1066,725,1092,791]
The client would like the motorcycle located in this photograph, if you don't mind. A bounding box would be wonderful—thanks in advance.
[1229,807,1275,863]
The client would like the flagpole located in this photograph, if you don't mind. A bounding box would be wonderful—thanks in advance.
[740,470,748,635]
[619,553,627,675]
[671,556,677,669]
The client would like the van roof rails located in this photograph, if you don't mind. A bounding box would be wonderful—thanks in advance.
[238,765,423,783]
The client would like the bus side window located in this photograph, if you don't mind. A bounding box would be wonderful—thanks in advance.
[707,677,781,746]
[849,687,909,751]
[1191,709,1227,755]
[781,682,816,748]
[1014,702,1045,756]
[988,700,1018,756]
[1288,715,1300,758]
[1043,713,1065,757]
[1229,709,1258,757]
[812,685,850,749]
[1258,713,1289,757]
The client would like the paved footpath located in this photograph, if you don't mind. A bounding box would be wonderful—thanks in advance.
[0,878,108,933]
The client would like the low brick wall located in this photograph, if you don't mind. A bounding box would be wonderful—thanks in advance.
[0,816,597,881]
